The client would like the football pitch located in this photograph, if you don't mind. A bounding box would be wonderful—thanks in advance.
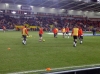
[0,31,100,74]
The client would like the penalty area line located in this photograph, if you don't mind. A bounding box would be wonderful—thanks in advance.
[7,64,100,74]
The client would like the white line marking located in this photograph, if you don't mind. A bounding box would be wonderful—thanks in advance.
[46,67,100,74]
[47,33,71,35]
[7,69,45,74]
[7,64,100,74]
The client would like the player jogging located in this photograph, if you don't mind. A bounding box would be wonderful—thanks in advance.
[39,26,44,42]
[61,27,66,38]
[22,26,29,45]
[71,25,79,47]
[3,26,6,33]
[53,27,58,38]
[78,27,83,44]
[65,26,70,38]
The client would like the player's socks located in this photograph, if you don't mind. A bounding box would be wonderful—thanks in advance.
[80,41,82,44]
[22,40,26,45]
[75,43,76,46]
[24,41,26,44]
[74,40,77,47]
[73,42,76,47]
[22,40,24,44]
[73,43,76,47]
[22,40,24,43]
[73,42,75,44]
[39,39,42,42]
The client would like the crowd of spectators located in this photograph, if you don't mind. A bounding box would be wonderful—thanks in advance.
[0,14,100,31]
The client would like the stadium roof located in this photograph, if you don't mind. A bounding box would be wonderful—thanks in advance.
[0,0,100,12]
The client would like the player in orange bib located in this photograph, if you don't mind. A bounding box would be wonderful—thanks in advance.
[71,25,79,47]
[22,26,29,45]
[39,26,44,42]
[61,27,66,38]
[78,27,83,44]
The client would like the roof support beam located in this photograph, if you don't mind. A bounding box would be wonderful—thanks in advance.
[14,0,20,4]
[91,7,100,12]
[49,0,66,8]
[76,3,97,10]
[38,0,49,7]
[59,1,75,9]
[27,0,35,5]
[86,5,100,11]
[67,2,85,10]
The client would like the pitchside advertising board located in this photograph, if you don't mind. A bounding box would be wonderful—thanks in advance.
[21,6,32,11]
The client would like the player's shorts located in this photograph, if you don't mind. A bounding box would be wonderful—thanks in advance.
[39,34,42,37]
[22,35,26,39]
[63,32,65,34]
[79,36,83,39]
[3,29,6,30]
[73,36,78,39]
[66,32,69,34]
[54,33,57,37]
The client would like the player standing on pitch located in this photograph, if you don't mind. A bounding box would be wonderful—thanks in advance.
[39,26,44,42]
[53,26,58,38]
[65,26,70,38]
[78,26,83,44]
[22,26,29,45]
[61,27,66,38]
[3,26,6,33]
[71,25,79,47]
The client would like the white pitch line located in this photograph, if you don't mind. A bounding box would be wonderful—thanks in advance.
[7,64,100,74]
[7,69,46,74]
[46,67,100,74]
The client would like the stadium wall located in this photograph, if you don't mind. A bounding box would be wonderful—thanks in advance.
[0,3,66,15]
[0,3,100,18]
[68,10,100,18]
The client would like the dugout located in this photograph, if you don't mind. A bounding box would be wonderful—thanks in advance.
[44,67,100,74]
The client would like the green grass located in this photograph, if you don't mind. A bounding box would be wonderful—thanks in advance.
[0,31,100,74]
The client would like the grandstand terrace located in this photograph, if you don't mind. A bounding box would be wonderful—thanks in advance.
[0,0,100,31]
[0,0,100,30]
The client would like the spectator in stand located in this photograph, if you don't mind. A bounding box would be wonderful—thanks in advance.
[0,14,100,33]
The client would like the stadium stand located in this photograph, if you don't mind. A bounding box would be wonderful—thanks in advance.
[0,14,100,31]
